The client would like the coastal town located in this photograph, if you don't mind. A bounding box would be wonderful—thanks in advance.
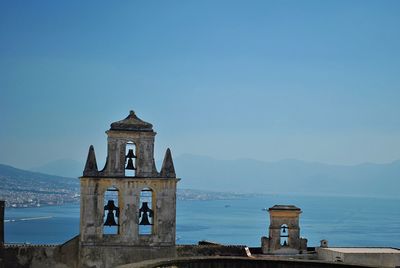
[0,164,245,208]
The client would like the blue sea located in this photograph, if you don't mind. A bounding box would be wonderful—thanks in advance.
[4,194,400,248]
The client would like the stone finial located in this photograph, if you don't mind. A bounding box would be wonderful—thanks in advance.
[83,145,99,176]
[160,148,176,178]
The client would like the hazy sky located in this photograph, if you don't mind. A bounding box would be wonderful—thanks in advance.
[1,1,400,169]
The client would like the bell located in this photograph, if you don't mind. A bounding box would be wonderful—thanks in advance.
[126,149,136,159]
[282,226,286,233]
[283,240,288,246]
[126,158,135,170]
[139,214,151,225]
[104,212,118,226]
[139,202,153,225]
[104,200,119,226]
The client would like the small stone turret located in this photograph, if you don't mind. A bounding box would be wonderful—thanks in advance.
[261,205,307,254]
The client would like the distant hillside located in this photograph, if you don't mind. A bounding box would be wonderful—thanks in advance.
[0,164,79,207]
[30,159,83,178]
[0,164,78,189]
[17,155,400,199]
[0,164,243,207]
[174,154,400,198]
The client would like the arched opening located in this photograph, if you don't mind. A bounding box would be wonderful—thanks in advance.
[125,142,136,177]
[103,187,119,235]
[139,187,154,235]
[280,224,288,247]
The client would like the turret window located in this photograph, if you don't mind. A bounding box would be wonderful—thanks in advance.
[280,224,289,246]
[103,187,119,234]
[139,187,154,235]
[125,142,136,177]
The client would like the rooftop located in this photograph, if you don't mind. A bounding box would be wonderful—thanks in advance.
[110,110,153,132]
[322,247,400,254]
[269,205,301,211]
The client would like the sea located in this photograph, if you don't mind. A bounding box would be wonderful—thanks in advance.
[4,194,400,248]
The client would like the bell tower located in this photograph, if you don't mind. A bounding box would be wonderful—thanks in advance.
[79,111,180,267]
[261,205,307,254]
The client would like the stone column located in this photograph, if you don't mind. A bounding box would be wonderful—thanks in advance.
[0,200,4,245]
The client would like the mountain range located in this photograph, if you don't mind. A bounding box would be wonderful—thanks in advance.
[1,163,78,191]
[175,154,400,198]
[3,154,400,199]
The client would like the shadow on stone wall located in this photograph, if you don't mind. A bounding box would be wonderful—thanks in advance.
[1,235,79,268]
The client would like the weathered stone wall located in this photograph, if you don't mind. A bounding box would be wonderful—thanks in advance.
[79,245,176,268]
[80,177,178,246]
[177,245,250,257]
[102,131,157,177]
[1,236,79,268]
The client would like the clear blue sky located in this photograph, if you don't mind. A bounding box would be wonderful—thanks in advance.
[1,0,400,168]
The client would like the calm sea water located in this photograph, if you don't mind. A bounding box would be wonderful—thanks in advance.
[4,194,400,247]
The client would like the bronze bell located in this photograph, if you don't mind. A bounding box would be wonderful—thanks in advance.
[126,158,136,170]
[282,226,287,233]
[126,149,136,159]
[139,202,153,225]
[104,211,118,226]
[139,214,151,225]
[104,200,119,226]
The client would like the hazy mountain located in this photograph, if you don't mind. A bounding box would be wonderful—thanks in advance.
[22,155,400,198]
[0,164,79,207]
[0,164,241,206]
[30,159,84,178]
[174,154,400,198]
[0,163,78,190]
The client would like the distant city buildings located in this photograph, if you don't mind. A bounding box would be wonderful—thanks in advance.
[0,188,79,208]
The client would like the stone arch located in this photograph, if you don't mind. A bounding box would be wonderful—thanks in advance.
[125,141,136,177]
[138,187,154,235]
[280,224,288,246]
[103,186,120,235]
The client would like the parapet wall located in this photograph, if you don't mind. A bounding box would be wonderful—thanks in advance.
[3,245,68,268]
[177,244,249,257]
[316,247,400,268]
[1,236,79,268]
[116,256,374,268]
[79,244,176,268]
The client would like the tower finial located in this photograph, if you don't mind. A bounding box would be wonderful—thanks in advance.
[83,145,99,176]
[160,148,176,178]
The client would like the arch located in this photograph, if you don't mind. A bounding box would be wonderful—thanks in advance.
[139,187,154,235]
[103,186,119,235]
[280,224,288,247]
[125,141,136,177]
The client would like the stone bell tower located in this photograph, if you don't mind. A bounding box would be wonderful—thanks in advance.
[79,111,180,268]
[261,205,307,254]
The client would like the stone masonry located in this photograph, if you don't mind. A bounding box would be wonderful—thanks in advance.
[261,205,307,254]
[79,111,180,268]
